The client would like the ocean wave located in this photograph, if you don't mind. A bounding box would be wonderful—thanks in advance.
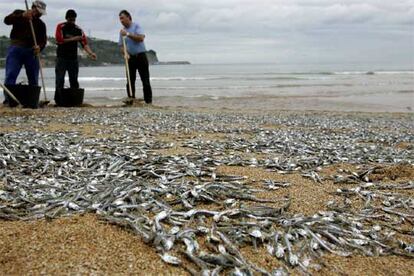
[39,83,352,93]
[75,76,224,82]
[64,71,414,84]
[74,76,332,82]
[40,87,124,93]
[264,71,414,76]
[372,71,414,75]
[152,77,219,81]
[76,77,125,82]
[152,76,337,81]
[329,71,413,75]
[153,84,352,90]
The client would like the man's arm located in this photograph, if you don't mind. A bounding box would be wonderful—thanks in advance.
[127,33,145,43]
[79,29,97,60]
[38,22,47,51]
[79,29,88,47]
[119,32,129,59]
[120,46,130,60]
[120,29,145,42]
[55,23,82,44]
[32,19,47,55]
[4,10,25,25]
[83,44,97,60]
[64,36,82,43]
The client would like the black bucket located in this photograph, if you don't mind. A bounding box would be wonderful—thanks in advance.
[55,88,85,107]
[3,84,41,109]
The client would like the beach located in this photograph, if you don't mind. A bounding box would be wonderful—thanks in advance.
[1,0,413,273]
[0,104,413,275]
[1,64,413,113]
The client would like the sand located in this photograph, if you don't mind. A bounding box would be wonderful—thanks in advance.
[0,105,413,275]
[0,215,186,275]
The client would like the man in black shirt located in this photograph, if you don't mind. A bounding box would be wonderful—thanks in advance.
[3,1,47,104]
[54,9,96,93]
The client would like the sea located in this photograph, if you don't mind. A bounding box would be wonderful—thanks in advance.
[1,63,413,112]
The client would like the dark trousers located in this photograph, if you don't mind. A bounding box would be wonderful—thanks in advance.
[55,57,79,91]
[127,52,152,103]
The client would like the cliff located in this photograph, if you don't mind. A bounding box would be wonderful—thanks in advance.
[0,36,180,67]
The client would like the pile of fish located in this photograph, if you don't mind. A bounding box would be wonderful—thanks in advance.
[0,109,413,275]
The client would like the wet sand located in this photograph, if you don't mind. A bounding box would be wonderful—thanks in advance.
[70,87,414,114]
[41,88,414,113]
[152,93,414,113]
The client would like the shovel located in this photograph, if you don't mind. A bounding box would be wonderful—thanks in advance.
[122,36,133,106]
[0,83,23,108]
[24,0,49,107]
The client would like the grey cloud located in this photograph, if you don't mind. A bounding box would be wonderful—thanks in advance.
[1,0,413,64]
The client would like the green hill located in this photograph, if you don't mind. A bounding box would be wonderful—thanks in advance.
[0,35,159,67]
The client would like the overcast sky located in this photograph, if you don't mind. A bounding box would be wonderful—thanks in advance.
[1,0,413,65]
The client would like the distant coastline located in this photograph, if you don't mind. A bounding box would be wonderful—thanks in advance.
[0,36,190,67]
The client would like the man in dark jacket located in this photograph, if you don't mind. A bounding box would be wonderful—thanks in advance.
[3,1,47,103]
[55,9,96,94]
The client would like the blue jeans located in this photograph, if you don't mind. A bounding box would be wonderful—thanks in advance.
[4,46,39,103]
[5,46,39,86]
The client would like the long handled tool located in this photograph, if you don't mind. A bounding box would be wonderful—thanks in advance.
[0,83,23,107]
[24,0,49,107]
[122,36,133,104]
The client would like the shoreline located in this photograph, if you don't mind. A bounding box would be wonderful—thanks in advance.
[4,87,413,113]
[1,102,414,116]
[3,92,413,114]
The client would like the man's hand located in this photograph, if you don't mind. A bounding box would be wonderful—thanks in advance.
[89,52,97,60]
[120,29,128,37]
[23,10,33,20]
[33,45,40,56]
[73,36,83,42]
[124,52,130,60]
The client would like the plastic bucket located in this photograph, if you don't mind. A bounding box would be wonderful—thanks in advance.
[3,84,41,109]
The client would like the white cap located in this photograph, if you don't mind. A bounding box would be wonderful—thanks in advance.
[32,1,47,15]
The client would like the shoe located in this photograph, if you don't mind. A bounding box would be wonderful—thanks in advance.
[123,98,133,106]
[133,98,145,103]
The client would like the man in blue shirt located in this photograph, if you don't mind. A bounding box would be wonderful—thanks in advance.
[119,10,152,104]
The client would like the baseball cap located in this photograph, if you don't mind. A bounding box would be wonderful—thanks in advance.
[32,1,47,15]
